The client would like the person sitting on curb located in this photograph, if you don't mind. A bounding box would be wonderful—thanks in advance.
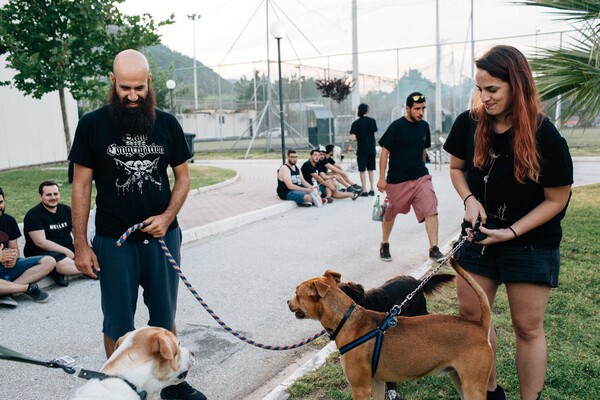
[277,148,318,207]
[0,186,55,307]
[23,181,81,286]
[319,144,362,193]
[302,149,360,202]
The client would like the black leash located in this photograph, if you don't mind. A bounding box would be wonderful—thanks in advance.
[0,344,76,374]
[0,344,147,399]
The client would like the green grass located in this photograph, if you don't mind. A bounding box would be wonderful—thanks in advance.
[287,184,600,399]
[0,162,236,223]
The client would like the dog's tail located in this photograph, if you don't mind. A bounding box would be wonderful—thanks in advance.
[449,258,491,334]
[421,273,455,295]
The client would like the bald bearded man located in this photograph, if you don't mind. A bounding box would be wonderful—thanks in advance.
[69,49,205,399]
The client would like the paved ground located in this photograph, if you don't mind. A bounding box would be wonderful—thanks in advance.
[0,157,598,400]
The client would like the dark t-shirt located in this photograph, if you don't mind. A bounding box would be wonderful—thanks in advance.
[319,157,336,171]
[443,110,573,247]
[378,117,431,183]
[68,106,192,240]
[0,214,21,249]
[350,116,378,156]
[301,160,320,184]
[23,203,74,256]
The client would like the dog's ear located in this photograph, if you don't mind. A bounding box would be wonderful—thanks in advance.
[151,332,179,371]
[338,282,365,303]
[323,269,342,283]
[313,280,331,298]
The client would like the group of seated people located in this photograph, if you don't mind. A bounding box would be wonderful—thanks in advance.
[277,145,363,207]
[0,181,81,308]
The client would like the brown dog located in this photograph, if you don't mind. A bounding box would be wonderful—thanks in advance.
[288,258,493,400]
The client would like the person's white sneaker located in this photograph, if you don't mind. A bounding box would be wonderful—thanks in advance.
[310,191,323,207]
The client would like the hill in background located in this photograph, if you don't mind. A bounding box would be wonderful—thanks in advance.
[144,44,233,97]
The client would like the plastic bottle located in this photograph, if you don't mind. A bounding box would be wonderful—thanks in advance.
[372,194,382,221]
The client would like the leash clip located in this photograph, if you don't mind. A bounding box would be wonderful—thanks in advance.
[48,355,78,374]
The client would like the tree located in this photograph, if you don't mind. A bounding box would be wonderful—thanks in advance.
[521,0,600,125]
[0,0,173,152]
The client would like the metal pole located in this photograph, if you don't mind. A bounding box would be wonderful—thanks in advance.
[351,0,360,111]
[170,90,174,113]
[187,14,201,136]
[435,0,442,133]
[276,38,286,165]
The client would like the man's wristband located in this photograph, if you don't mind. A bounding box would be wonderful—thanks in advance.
[463,193,474,207]
[508,226,518,238]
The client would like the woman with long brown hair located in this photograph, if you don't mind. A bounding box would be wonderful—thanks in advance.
[443,45,573,400]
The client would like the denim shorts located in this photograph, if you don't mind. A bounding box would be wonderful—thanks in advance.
[0,256,43,281]
[286,190,307,205]
[93,228,181,341]
[455,242,560,288]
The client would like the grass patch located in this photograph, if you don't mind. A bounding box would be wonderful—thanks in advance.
[0,162,235,223]
[287,184,600,399]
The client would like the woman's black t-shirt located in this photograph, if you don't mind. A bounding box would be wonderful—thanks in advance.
[443,110,573,248]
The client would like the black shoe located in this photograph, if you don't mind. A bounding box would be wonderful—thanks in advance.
[487,384,507,400]
[352,184,362,191]
[429,246,445,262]
[25,283,50,303]
[351,190,361,200]
[360,192,369,197]
[0,295,18,308]
[345,186,354,193]
[368,190,375,196]
[161,381,207,400]
[50,269,69,286]
[380,243,392,262]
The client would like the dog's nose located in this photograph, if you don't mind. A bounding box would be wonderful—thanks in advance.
[286,300,290,305]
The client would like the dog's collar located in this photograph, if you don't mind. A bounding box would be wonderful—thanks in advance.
[328,303,356,340]
[78,369,148,400]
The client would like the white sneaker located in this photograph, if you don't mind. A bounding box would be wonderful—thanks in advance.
[310,191,323,207]
[0,295,18,308]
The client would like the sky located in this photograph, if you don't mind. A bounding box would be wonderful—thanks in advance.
[118,0,575,88]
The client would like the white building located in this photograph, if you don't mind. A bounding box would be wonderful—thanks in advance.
[0,49,78,170]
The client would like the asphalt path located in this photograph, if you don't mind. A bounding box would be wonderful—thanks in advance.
[0,158,598,399]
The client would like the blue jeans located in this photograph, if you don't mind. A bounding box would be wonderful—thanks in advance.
[286,190,307,205]
[0,256,44,281]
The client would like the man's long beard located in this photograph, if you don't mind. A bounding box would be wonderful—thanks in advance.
[109,83,157,139]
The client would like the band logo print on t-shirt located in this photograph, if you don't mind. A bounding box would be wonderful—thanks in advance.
[107,133,165,195]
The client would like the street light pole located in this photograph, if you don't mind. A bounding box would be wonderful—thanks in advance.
[271,21,287,165]
[187,13,201,112]
[166,79,176,114]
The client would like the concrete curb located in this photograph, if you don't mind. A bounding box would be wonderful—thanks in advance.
[181,201,297,245]
[262,233,461,399]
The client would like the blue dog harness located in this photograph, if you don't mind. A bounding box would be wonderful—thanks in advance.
[328,304,398,376]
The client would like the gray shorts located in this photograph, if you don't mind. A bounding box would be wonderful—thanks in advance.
[93,228,181,341]
[455,242,560,288]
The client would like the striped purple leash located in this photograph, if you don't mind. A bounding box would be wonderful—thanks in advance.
[116,223,326,350]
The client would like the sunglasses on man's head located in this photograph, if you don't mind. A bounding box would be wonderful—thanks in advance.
[412,95,425,102]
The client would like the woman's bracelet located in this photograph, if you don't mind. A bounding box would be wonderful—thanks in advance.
[463,193,474,207]
[508,226,518,238]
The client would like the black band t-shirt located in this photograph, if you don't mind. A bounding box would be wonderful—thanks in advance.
[350,116,378,156]
[23,203,74,256]
[69,106,192,240]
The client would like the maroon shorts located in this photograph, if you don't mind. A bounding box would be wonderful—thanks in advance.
[384,175,438,223]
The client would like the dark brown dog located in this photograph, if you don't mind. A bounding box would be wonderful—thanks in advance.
[288,259,493,400]
[338,274,455,400]
[338,274,455,316]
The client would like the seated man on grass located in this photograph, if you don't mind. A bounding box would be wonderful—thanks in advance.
[0,186,55,307]
[23,181,80,286]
